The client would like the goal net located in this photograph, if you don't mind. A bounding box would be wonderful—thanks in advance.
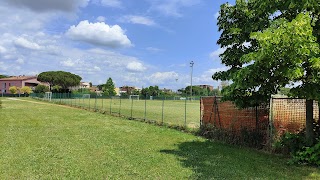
[82,94,91,99]
[44,92,52,101]
[129,95,139,100]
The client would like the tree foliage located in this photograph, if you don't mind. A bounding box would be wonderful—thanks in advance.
[34,84,50,93]
[0,75,9,79]
[141,86,160,97]
[37,71,82,92]
[213,0,320,107]
[20,86,32,94]
[9,86,18,94]
[103,77,116,96]
[213,0,320,145]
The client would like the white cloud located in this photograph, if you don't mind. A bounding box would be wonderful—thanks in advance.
[93,66,101,71]
[210,47,226,59]
[148,0,201,17]
[205,67,228,75]
[146,47,163,53]
[126,61,147,72]
[214,12,219,19]
[0,46,7,54]
[3,0,89,12]
[66,20,132,48]
[148,71,179,84]
[100,0,122,8]
[120,15,156,26]
[96,16,106,22]
[16,58,25,64]
[60,59,77,67]
[14,37,42,50]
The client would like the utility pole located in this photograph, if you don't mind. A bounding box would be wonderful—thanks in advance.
[190,61,194,101]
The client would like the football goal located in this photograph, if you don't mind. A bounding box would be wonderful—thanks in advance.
[129,95,139,100]
[82,94,90,99]
[44,92,52,101]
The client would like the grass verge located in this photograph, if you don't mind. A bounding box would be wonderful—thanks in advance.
[0,98,319,179]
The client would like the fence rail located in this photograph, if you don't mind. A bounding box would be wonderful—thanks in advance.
[30,93,201,129]
[200,96,320,148]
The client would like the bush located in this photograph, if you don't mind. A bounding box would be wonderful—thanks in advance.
[34,85,49,93]
[273,132,306,155]
[292,140,320,166]
[199,125,265,148]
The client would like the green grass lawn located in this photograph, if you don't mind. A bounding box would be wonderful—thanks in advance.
[0,98,319,179]
[49,97,200,128]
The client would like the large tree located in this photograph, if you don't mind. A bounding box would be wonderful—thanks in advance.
[103,77,116,96]
[37,71,82,92]
[213,0,320,145]
[0,75,9,79]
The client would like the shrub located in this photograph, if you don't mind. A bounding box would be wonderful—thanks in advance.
[199,125,265,148]
[291,140,320,167]
[9,86,18,94]
[272,131,306,155]
[34,84,49,93]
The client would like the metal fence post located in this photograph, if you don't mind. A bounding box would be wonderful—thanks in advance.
[162,96,164,124]
[269,96,274,148]
[110,97,112,114]
[88,95,91,110]
[131,98,134,119]
[184,97,187,127]
[200,97,202,127]
[95,96,97,111]
[144,95,147,120]
[102,96,104,111]
[119,96,122,116]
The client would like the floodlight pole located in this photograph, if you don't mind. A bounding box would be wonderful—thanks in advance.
[190,61,194,101]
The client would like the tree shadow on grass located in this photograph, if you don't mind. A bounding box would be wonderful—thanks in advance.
[160,140,320,179]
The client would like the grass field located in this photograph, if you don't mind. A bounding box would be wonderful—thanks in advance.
[0,97,319,179]
[46,96,201,128]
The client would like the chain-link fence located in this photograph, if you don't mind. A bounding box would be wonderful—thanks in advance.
[200,96,320,148]
[270,98,319,139]
[200,96,269,148]
[30,93,201,129]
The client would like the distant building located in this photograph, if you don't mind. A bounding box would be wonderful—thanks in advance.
[114,87,120,96]
[80,82,90,89]
[0,76,43,94]
[69,82,90,91]
[119,86,137,95]
[160,88,173,93]
[196,85,214,91]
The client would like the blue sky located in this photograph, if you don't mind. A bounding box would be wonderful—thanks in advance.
[0,0,234,90]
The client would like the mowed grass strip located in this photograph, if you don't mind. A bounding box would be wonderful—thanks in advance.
[50,97,200,128]
[0,98,319,179]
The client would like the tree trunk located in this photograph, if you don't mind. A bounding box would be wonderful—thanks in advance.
[306,99,315,146]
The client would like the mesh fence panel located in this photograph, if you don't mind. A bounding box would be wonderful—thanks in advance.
[270,98,319,138]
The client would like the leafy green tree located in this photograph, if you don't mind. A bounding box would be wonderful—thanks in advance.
[103,77,116,96]
[51,85,62,93]
[278,88,291,96]
[34,84,50,93]
[9,86,18,94]
[0,75,8,79]
[213,0,320,145]
[20,86,32,95]
[37,71,82,92]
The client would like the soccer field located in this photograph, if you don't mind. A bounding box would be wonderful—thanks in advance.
[49,97,201,128]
